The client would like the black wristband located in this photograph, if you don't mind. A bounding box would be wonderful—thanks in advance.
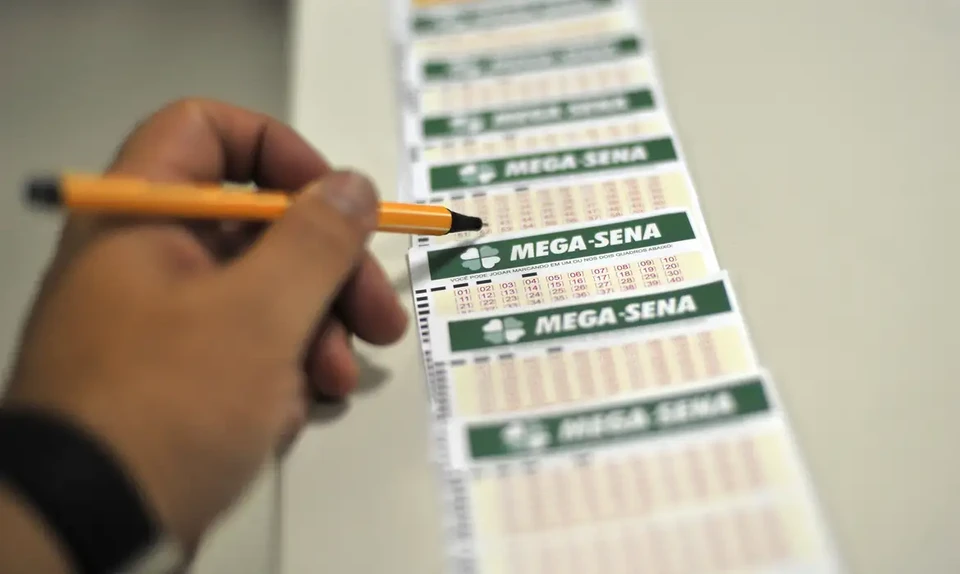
[0,407,158,574]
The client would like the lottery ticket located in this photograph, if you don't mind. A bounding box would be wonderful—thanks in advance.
[408,0,632,42]
[425,315,759,420]
[409,134,681,201]
[409,207,716,287]
[413,88,658,151]
[410,169,706,248]
[415,108,666,166]
[435,372,842,573]
[409,33,643,89]
[421,273,740,362]
[405,10,638,61]
[413,57,652,123]
[411,240,714,319]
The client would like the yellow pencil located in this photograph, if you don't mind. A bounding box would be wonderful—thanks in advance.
[25,174,483,236]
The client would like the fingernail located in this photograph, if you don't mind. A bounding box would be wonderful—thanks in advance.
[316,171,378,221]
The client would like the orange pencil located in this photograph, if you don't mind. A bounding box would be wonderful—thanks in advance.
[25,174,484,236]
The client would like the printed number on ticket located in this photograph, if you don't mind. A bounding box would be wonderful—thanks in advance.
[437,374,841,573]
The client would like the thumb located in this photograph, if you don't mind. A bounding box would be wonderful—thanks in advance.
[225,171,379,345]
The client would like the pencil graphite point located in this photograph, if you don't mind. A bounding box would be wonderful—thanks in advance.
[449,210,484,233]
[26,176,63,208]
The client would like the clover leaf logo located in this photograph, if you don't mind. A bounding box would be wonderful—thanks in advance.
[500,420,551,452]
[448,115,485,135]
[460,246,501,271]
[481,317,526,345]
[458,162,497,186]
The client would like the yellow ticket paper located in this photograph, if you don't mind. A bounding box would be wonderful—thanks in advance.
[436,372,842,573]
[422,274,739,361]
[425,315,759,420]
[411,170,704,249]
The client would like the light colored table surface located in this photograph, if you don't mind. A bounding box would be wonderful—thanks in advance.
[1,1,958,573]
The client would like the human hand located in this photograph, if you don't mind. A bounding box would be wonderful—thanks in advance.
[2,99,408,550]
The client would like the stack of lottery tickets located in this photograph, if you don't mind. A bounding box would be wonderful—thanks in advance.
[390,0,843,572]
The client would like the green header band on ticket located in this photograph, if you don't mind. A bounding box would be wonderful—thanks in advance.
[447,280,732,352]
[430,137,676,192]
[413,0,615,35]
[422,90,655,138]
[423,36,640,82]
[466,378,770,459]
[427,211,695,280]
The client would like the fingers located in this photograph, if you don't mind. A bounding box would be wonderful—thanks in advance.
[307,319,359,398]
[107,98,330,189]
[56,98,331,273]
[225,171,379,347]
[336,255,408,346]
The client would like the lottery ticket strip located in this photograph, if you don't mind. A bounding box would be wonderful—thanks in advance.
[390,0,843,572]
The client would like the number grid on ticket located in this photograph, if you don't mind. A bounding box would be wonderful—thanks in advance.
[429,318,758,421]
[413,248,712,318]
[440,421,837,573]
[419,112,669,164]
[419,59,651,115]
[410,170,705,247]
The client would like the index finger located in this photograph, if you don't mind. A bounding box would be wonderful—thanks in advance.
[55,98,332,264]
[108,97,331,188]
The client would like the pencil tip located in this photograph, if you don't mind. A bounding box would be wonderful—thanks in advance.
[449,210,484,233]
[25,177,62,208]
